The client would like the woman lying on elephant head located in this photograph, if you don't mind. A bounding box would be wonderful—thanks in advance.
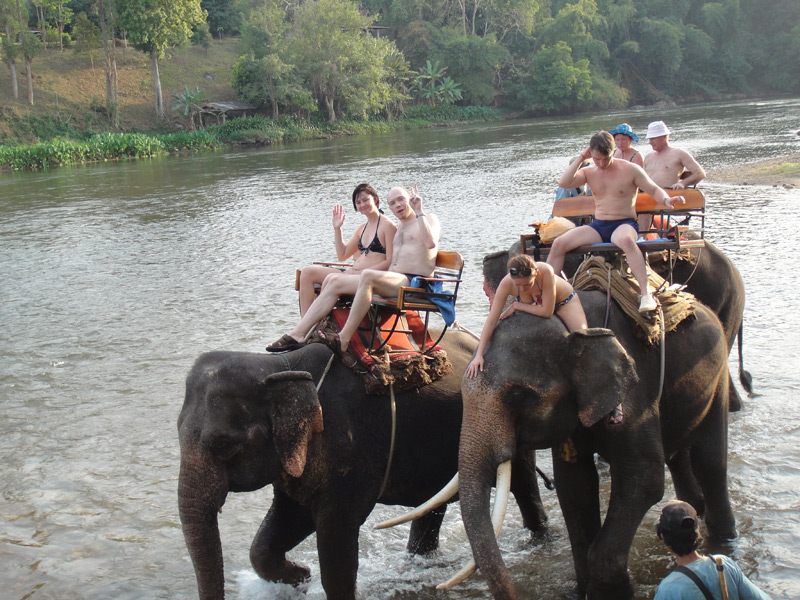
[466,254,587,379]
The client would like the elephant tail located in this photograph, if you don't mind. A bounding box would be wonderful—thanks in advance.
[737,321,754,394]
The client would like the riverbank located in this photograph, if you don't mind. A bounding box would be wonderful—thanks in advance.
[710,153,800,188]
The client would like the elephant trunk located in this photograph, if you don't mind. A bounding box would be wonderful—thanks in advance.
[455,383,519,600]
[438,462,511,591]
[178,443,230,600]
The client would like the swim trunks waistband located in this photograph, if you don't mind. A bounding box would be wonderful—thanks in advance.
[587,218,638,243]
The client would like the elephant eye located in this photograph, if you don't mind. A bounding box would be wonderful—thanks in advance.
[210,437,240,461]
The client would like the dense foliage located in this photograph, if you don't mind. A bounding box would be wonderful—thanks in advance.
[220,0,799,117]
[1,0,797,124]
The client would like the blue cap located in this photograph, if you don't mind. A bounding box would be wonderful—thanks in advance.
[609,123,639,142]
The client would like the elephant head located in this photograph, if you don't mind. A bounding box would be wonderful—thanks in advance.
[457,320,638,599]
[177,352,324,600]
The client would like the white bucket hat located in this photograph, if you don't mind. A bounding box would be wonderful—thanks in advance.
[646,120,671,139]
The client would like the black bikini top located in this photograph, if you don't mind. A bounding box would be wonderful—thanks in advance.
[358,216,386,255]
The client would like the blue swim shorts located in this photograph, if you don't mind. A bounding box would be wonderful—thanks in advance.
[587,218,638,243]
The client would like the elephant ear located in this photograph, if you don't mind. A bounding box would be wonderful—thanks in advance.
[567,328,639,427]
[265,371,324,479]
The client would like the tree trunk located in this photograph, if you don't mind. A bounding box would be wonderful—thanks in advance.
[4,24,19,99]
[97,0,118,126]
[270,94,278,119]
[150,48,164,119]
[6,58,19,100]
[111,54,119,128]
[324,95,335,123]
[25,56,33,105]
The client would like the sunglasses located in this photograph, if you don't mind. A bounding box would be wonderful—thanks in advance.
[509,267,533,277]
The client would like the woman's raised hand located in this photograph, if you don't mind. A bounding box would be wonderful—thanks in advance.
[332,204,345,229]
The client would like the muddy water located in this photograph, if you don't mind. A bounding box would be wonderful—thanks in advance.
[1,97,798,599]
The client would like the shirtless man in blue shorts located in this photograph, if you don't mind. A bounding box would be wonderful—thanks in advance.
[548,131,684,313]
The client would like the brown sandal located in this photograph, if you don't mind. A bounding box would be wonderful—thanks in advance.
[266,334,305,352]
[313,330,361,370]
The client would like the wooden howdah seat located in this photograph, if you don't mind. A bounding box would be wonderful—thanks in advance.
[521,189,706,282]
[366,250,464,355]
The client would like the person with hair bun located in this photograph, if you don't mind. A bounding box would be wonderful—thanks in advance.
[466,254,587,379]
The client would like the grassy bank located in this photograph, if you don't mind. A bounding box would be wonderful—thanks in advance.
[0,40,500,171]
[0,106,499,170]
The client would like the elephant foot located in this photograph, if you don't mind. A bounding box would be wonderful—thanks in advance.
[705,513,737,541]
[254,556,311,586]
[585,576,634,600]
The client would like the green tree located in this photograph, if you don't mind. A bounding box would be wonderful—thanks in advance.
[171,85,206,129]
[118,0,206,118]
[201,0,240,36]
[96,0,120,127]
[191,21,212,54]
[0,0,22,99]
[430,28,510,105]
[288,0,381,122]
[528,41,591,113]
[416,59,447,104]
[437,76,463,104]
[73,11,102,69]
[20,32,43,105]
[231,52,315,118]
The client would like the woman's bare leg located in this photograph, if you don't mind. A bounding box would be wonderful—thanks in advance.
[557,296,588,332]
[298,266,343,316]
[287,274,363,341]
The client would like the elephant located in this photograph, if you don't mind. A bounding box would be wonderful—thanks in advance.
[177,331,547,600]
[483,237,752,409]
[456,289,736,599]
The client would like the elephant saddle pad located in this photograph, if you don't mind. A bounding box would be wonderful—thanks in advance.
[572,255,696,344]
[325,308,452,395]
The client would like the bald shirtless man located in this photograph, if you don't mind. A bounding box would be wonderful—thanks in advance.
[268,185,440,352]
[549,131,684,313]
[643,121,706,190]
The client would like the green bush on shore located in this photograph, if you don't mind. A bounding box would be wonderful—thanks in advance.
[0,106,500,171]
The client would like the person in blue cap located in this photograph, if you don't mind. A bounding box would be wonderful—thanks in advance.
[609,123,644,167]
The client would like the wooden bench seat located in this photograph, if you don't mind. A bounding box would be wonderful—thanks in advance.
[522,189,706,261]
[368,250,464,354]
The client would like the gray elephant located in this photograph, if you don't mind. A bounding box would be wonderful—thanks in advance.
[484,237,751,409]
[456,290,735,599]
[177,333,546,599]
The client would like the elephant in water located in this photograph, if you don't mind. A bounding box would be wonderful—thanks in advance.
[451,290,735,599]
[483,237,752,409]
[177,333,547,599]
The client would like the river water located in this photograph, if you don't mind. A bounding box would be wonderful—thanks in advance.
[1,98,799,599]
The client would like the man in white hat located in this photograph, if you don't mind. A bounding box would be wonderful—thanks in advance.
[643,120,706,190]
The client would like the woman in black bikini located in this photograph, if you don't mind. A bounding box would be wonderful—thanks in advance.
[467,254,587,379]
[297,183,396,315]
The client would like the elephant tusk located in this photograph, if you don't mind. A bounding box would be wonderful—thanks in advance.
[437,460,512,590]
[374,473,459,529]
[436,557,477,589]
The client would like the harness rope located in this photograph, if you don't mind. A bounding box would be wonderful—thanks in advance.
[378,350,397,500]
